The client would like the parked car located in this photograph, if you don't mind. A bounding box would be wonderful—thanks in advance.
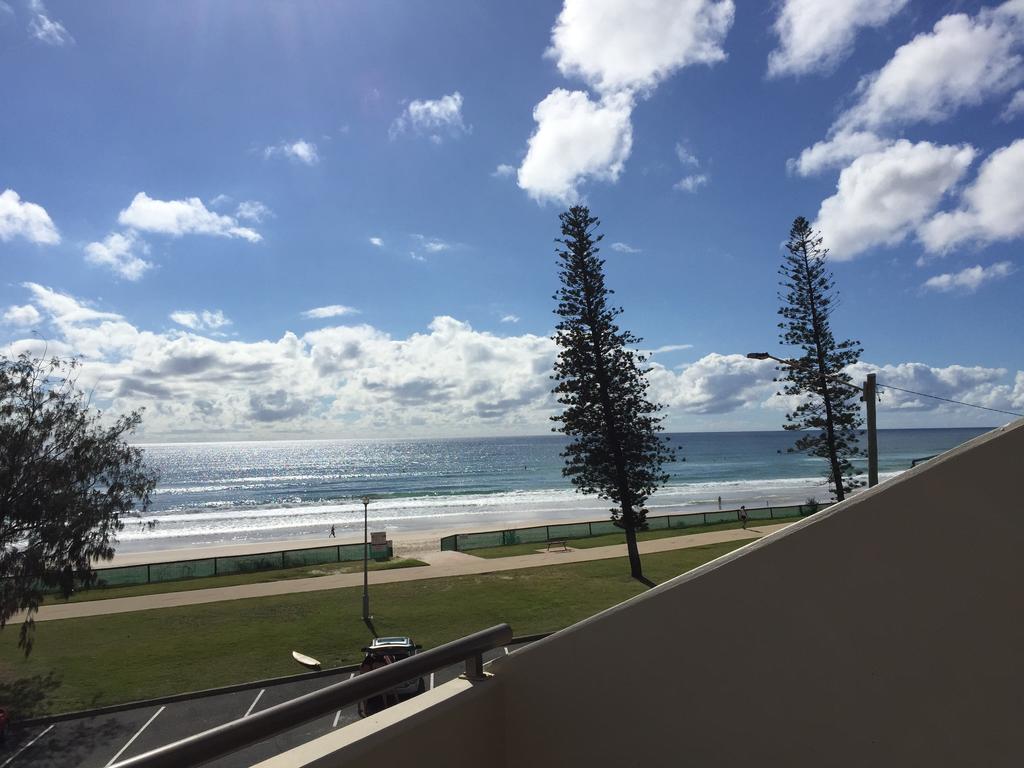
[357,637,425,717]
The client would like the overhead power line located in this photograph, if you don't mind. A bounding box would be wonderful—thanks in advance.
[875,382,1024,419]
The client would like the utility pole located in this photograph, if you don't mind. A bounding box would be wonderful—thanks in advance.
[864,373,878,488]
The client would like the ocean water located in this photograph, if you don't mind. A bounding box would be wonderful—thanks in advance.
[121,428,988,551]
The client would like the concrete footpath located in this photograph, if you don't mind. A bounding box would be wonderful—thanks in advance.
[22,524,790,624]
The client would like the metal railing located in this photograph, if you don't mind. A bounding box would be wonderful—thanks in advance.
[85,541,395,591]
[110,623,513,768]
[441,503,827,552]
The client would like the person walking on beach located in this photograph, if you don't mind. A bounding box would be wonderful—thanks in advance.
[739,505,748,530]
[329,525,336,538]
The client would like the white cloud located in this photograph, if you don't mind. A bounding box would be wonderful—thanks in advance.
[647,344,693,354]
[264,139,320,165]
[209,194,233,208]
[389,92,469,142]
[412,234,451,253]
[1001,89,1024,120]
[922,262,1016,293]
[200,310,231,329]
[517,89,634,204]
[118,192,261,242]
[0,188,60,244]
[650,353,1024,422]
[21,283,139,359]
[610,242,641,253]
[3,289,561,437]
[674,173,709,193]
[235,200,272,223]
[168,312,201,330]
[813,140,975,260]
[649,353,776,415]
[675,143,699,166]
[28,0,72,46]
[369,237,384,247]
[919,139,1024,253]
[2,285,1020,436]
[2,304,41,327]
[492,164,516,178]
[788,131,891,176]
[517,0,734,203]
[23,283,120,325]
[548,0,735,96]
[672,143,708,192]
[846,360,1024,413]
[768,0,908,78]
[500,314,520,324]
[170,310,232,331]
[84,231,153,281]
[835,1,1024,132]
[302,305,360,319]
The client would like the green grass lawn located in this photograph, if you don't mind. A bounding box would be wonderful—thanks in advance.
[467,516,802,558]
[42,558,428,604]
[0,541,745,717]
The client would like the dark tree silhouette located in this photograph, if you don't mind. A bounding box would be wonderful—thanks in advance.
[778,217,864,501]
[0,352,158,652]
[551,206,675,582]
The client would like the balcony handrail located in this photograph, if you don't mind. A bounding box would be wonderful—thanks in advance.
[110,623,513,768]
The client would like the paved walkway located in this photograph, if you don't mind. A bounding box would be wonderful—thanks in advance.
[21,524,791,624]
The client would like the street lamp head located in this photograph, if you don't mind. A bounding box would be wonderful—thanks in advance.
[746,352,770,360]
[360,495,371,506]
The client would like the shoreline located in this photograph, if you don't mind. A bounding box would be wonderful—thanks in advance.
[112,475,866,558]
[102,494,825,568]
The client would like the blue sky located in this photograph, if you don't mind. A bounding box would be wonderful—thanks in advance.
[1,0,1022,440]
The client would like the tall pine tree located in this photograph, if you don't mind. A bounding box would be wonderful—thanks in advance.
[778,216,864,501]
[551,206,674,581]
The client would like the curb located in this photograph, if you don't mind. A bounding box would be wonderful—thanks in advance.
[16,634,548,727]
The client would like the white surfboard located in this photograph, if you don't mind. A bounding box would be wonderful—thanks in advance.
[292,650,321,670]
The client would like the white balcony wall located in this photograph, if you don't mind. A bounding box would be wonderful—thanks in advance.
[259,420,1024,768]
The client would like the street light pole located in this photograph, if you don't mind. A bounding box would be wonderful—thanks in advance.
[747,352,879,489]
[360,495,371,621]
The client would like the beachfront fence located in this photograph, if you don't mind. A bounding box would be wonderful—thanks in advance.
[88,541,394,590]
[439,503,827,552]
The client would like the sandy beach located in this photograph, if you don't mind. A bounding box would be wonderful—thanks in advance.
[101,505,778,568]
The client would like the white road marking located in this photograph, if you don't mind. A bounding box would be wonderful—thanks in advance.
[105,706,165,767]
[503,646,509,655]
[244,689,265,717]
[1,724,54,768]
[429,672,435,690]
[331,673,356,727]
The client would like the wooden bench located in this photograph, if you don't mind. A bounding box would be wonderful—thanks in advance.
[545,539,568,552]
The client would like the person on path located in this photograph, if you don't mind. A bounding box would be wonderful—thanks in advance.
[739,506,748,530]
[329,525,336,538]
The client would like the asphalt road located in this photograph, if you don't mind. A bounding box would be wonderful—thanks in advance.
[1,646,517,768]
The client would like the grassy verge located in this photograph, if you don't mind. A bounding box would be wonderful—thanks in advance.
[0,541,744,717]
[43,558,429,604]
[467,516,802,558]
